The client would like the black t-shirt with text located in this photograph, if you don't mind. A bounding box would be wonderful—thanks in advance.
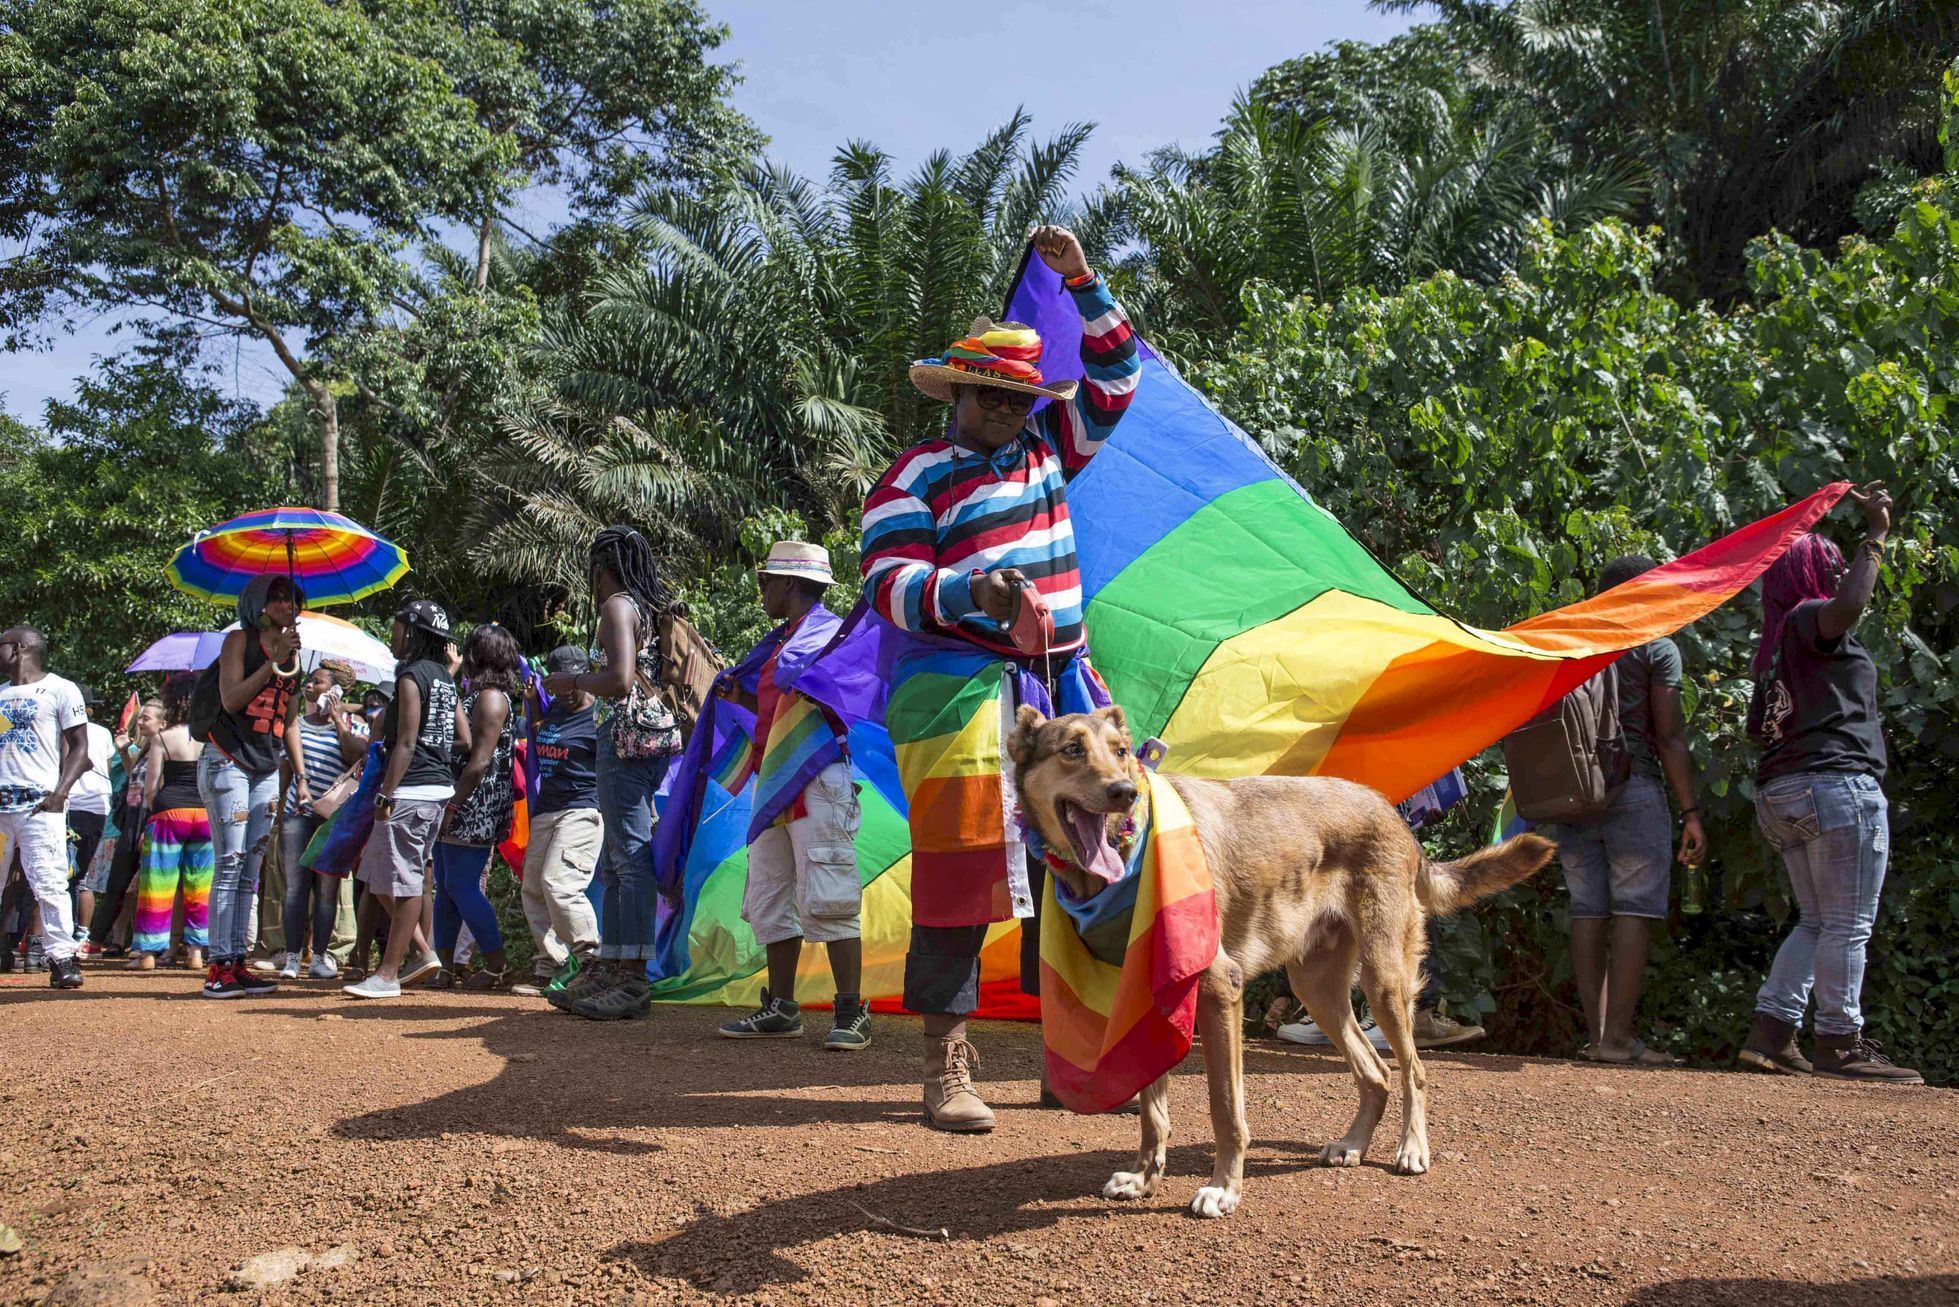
[1757,600,1886,784]
[384,658,458,792]
[533,699,599,815]
[207,634,297,774]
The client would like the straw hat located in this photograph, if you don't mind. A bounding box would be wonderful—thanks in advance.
[757,541,835,587]
[908,317,1078,404]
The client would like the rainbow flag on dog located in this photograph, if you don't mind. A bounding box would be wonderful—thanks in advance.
[644,244,1843,1019]
[1039,770,1218,1113]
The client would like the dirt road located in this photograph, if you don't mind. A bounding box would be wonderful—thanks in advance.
[0,969,1952,1305]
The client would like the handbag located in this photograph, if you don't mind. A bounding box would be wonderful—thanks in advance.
[307,759,364,818]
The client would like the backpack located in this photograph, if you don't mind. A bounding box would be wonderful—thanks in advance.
[1501,663,1632,824]
[185,663,224,744]
[656,606,725,742]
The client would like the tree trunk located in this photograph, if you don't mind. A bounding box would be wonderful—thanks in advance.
[474,210,495,292]
[308,380,340,511]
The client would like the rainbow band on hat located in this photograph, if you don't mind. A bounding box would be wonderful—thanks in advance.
[938,324,1046,385]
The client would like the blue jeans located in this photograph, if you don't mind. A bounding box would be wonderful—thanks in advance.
[1753,771,1889,1037]
[198,751,279,964]
[280,811,335,956]
[432,842,502,954]
[1552,773,1673,920]
[595,749,669,961]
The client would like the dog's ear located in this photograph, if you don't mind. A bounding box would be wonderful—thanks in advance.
[1092,704,1129,739]
[1008,704,1046,768]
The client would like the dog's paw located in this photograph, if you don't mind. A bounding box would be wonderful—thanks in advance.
[1189,1185,1241,1219]
[1391,1137,1430,1176]
[1319,1141,1366,1168]
[1102,1170,1156,1200]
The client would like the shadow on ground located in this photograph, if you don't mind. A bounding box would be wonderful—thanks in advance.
[601,1140,1324,1294]
[1626,1274,1959,1305]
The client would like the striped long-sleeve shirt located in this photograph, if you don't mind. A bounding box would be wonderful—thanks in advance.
[860,272,1139,657]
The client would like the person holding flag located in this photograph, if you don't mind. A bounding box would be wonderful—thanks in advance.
[712,541,870,1051]
[858,225,1138,1131]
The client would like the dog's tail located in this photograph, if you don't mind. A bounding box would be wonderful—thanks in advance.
[1415,833,1556,915]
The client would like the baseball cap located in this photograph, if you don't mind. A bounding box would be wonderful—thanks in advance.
[394,599,451,640]
[545,645,591,675]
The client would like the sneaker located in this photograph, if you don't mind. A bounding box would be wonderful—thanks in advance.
[824,995,872,1051]
[571,967,652,1021]
[510,973,553,998]
[49,956,84,989]
[343,973,402,1000]
[1411,1007,1486,1049]
[1277,1016,1390,1052]
[247,955,281,974]
[1813,1032,1923,1085]
[278,953,303,980]
[234,966,278,996]
[78,941,107,958]
[25,939,45,971]
[201,963,246,1000]
[308,955,340,980]
[719,988,804,1039]
[398,952,443,987]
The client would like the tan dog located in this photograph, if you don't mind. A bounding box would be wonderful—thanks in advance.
[1009,704,1554,1219]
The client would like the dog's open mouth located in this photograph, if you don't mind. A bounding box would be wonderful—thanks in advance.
[1054,798,1127,885]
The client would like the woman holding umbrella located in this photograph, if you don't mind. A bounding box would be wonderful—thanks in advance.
[198,574,303,999]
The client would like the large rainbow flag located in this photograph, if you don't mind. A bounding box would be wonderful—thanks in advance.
[646,247,1846,1017]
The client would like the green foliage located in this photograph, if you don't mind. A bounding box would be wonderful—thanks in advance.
[1191,183,1959,1081]
[0,357,273,690]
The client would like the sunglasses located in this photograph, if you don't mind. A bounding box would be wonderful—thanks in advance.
[972,385,1037,414]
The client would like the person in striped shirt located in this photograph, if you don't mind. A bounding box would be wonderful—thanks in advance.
[859,224,1139,1132]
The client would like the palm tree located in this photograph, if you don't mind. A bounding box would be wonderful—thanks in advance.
[1379,0,1959,300]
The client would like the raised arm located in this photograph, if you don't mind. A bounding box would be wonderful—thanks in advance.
[1028,226,1139,478]
[1818,482,1890,643]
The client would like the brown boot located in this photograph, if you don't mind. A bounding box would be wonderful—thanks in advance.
[922,1036,995,1132]
[1737,1012,1813,1076]
[1812,1032,1923,1085]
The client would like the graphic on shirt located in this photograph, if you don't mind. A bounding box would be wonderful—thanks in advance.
[0,693,40,756]
[1761,676,1794,745]
[420,679,458,755]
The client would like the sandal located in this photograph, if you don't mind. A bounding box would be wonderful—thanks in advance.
[427,968,458,990]
[459,967,509,993]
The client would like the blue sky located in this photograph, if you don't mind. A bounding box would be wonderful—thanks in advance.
[0,1,1411,424]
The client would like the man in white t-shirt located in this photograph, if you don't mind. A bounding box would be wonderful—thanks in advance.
[66,684,115,941]
[0,627,93,988]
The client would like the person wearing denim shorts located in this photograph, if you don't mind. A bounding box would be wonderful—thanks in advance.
[1552,556,1707,1066]
[1739,486,1920,1084]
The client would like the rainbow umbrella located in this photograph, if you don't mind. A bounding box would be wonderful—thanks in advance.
[167,507,408,607]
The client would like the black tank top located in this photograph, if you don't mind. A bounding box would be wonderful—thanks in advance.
[152,759,202,812]
[207,635,296,774]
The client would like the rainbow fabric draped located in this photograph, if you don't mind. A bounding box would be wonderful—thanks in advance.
[1039,770,1218,1112]
[643,246,1843,1018]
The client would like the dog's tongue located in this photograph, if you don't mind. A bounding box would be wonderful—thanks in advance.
[1067,806,1127,885]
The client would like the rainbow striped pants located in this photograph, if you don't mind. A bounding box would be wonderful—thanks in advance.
[135,808,212,956]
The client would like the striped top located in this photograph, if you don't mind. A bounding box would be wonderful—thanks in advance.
[285,716,364,817]
[861,272,1139,656]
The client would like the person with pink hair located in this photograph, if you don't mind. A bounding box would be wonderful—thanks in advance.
[1738,483,1920,1085]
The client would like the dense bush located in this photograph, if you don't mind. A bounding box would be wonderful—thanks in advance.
[1190,181,1959,1081]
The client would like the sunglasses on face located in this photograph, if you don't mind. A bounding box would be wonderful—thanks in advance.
[973,385,1037,414]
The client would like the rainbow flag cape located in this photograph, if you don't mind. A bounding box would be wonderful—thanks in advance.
[1039,769,1218,1112]
[642,246,1844,1017]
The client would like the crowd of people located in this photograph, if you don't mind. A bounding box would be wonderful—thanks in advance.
[0,226,1922,1133]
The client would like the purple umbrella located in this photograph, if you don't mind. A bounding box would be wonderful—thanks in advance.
[124,630,228,674]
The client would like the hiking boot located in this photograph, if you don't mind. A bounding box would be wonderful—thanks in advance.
[1737,1012,1812,1076]
[547,957,609,1012]
[545,954,585,996]
[922,1036,994,1132]
[719,988,803,1039]
[1812,1032,1923,1085]
[571,966,652,1021]
[49,956,84,989]
[1411,1007,1486,1049]
[824,994,872,1051]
